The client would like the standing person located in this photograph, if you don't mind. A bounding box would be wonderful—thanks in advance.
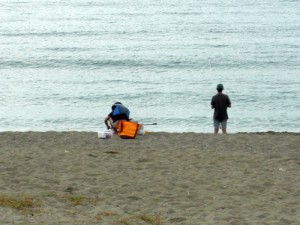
[104,102,130,133]
[211,84,231,134]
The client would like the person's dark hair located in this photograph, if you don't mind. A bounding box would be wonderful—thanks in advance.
[112,102,122,110]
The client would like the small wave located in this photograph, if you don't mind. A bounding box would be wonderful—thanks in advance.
[0,57,299,70]
[0,31,100,37]
[151,12,204,16]
[0,59,200,69]
[43,47,93,52]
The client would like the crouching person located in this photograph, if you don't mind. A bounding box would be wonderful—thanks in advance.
[104,102,130,134]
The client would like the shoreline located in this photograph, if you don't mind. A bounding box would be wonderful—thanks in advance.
[0,131,299,224]
[0,130,299,134]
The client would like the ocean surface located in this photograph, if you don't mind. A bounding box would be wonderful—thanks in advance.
[0,0,299,133]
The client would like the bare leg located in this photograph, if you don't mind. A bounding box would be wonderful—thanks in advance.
[222,128,227,134]
[109,119,118,134]
[214,128,219,134]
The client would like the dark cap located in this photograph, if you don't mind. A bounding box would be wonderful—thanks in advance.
[216,84,224,91]
[112,102,122,110]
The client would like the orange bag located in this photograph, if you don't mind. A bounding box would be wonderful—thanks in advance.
[117,121,142,139]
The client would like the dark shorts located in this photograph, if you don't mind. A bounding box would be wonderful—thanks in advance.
[213,119,227,129]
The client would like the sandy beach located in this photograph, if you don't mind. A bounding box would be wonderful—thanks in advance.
[0,131,299,225]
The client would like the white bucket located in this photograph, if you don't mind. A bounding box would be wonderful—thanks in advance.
[98,131,112,139]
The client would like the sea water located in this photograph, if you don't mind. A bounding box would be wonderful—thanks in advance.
[0,0,299,133]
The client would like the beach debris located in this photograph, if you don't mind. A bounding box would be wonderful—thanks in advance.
[104,151,119,154]
[65,187,74,194]
[169,217,187,223]
[88,154,97,158]
[64,150,69,153]
[278,168,286,171]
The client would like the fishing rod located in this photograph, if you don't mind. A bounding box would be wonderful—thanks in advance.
[142,123,157,125]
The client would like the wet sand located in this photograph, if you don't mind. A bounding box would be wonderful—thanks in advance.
[0,132,299,225]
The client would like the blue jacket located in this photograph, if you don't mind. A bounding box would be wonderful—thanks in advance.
[110,104,130,122]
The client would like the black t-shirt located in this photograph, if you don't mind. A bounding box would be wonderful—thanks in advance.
[211,93,231,121]
[108,111,129,122]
